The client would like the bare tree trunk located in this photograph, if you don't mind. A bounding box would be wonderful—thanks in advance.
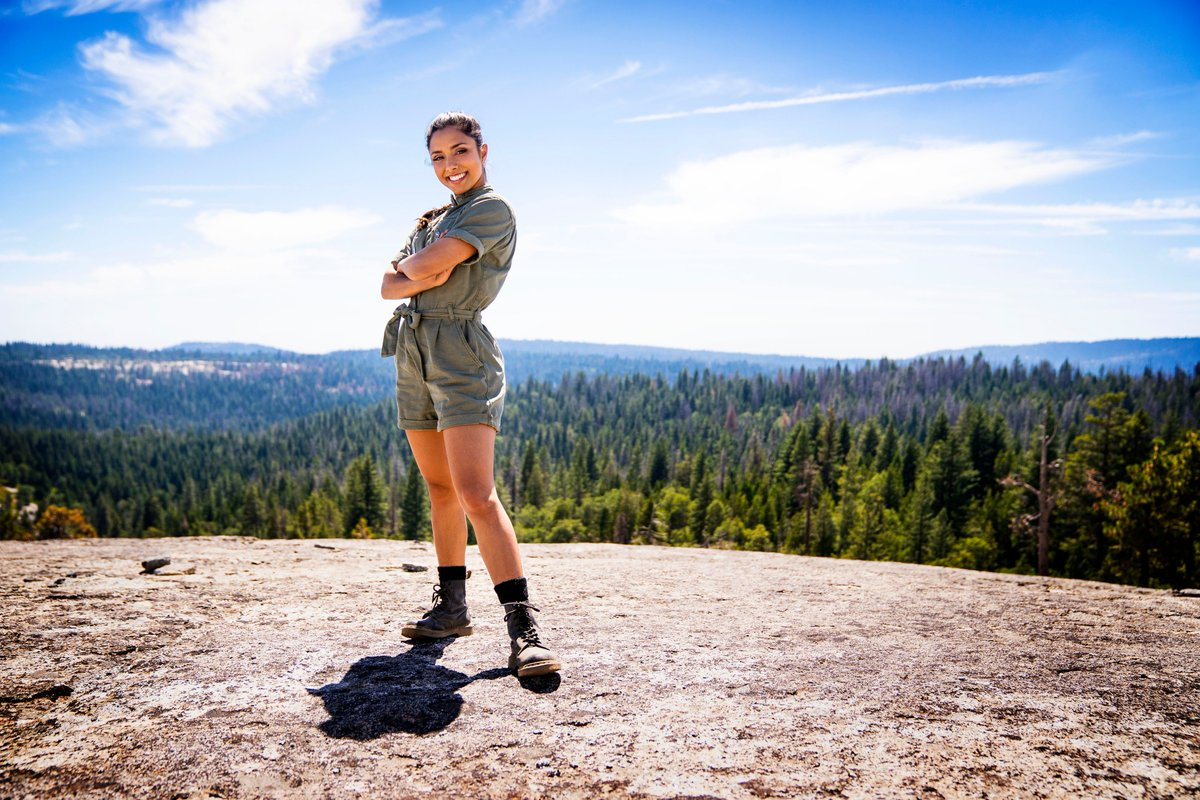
[1037,429,1052,577]
[1001,415,1059,578]
[802,460,816,553]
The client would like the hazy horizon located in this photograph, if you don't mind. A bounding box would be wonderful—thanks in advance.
[7,333,1200,367]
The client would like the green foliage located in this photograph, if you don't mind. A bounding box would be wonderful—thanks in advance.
[343,454,386,537]
[3,349,1199,589]
[1103,431,1200,588]
[400,460,428,541]
[34,505,97,539]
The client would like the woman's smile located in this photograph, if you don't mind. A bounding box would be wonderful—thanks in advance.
[428,126,488,195]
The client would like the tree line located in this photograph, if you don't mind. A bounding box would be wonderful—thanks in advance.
[2,354,1197,588]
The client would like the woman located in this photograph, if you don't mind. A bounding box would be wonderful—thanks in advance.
[380,112,559,678]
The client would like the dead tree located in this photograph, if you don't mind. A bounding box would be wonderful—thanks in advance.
[1001,418,1061,576]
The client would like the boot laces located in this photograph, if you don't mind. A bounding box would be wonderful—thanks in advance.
[504,603,543,647]
[423,584,447,617]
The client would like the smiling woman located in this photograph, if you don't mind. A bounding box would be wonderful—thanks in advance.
[377,111,561,680]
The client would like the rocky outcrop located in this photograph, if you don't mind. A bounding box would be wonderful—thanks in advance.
[1,538,1197,799]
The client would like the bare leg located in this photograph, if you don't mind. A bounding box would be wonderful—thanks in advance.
[405,429,468,567]
[442,424,523,585]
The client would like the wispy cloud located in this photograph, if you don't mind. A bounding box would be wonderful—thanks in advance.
[515,0,566,27]
[672,74,792,99]
[585,60,641,90]
[192,206,380,251]
[958,199,1200,232]
[133,183,267,192]
[0,250,75,264]
[621,71,1057,123]
[73,0,438,147]
[23,0,161,14]
[31,104,95,146]
[1170,247,1200,261]
[615,139,1110,227]
[147,197,194,208]
[0,122,19,135]
[1089,130,1162,147]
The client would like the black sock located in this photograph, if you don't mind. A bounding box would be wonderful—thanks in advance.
[438,565,467,583]
[494,577,528,605]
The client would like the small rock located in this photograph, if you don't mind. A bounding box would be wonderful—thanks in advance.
[0,684,73,703]
[314,544,337,551]
[535,758,551,768]
[401,563,428,572]
[141,557,171,574]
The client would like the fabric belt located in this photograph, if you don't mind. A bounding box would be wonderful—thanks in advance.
[381,303,481,357]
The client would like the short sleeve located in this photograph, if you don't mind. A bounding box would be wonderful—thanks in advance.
[443,196,515,266]
[392,227,420,263]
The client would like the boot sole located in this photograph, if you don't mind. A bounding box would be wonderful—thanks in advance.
[512,658,561,677]
[400,625,474,639]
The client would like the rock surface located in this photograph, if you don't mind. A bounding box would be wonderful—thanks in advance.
[1,537,1197,799]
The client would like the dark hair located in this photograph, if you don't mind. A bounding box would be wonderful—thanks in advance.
[425,111,483,150]
[416,112,485,230]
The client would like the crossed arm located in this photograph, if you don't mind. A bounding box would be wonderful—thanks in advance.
[380,236,478,300]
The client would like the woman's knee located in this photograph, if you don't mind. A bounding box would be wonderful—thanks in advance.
[456,482,498,516]
[425,477,459,506]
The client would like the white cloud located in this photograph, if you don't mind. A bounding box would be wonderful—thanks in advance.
[76,0,435,147]
[0,250,75,264]
[673,74,791,99]
[515,0,566,27]
[32,104,94,146]
[586,60,641,90]
[1,246,384,352]
[1170,247,1200,261]
[147,197,194,208]
[615,140,1110,227]
[1089,130,1162,148]
[621,72,1056,123]
[23,0,161,14]
[192,206,380,251]
[0,123,20,135]
[960,199,1200,232]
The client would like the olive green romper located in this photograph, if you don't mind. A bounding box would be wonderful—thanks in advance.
[380,184,515,432]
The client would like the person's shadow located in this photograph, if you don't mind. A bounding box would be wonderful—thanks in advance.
[307,638,558,739]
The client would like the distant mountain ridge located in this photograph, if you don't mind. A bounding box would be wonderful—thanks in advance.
[7,335,1200,377]
[181,336,1199,375]
[166,342,289,356]
[920,338,1200,375]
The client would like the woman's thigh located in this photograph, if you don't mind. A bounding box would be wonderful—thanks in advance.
[405,429,456,497]
[441,424,498,504]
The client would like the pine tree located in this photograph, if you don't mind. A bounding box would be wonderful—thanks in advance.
[241,484,267,537]
[343,454,385,536]
[401,460,427,541]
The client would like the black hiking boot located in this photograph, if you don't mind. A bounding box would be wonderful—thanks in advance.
[401,578,473,639]
[503,602,561,677]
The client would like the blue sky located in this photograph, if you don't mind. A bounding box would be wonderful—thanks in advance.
[1,0,1198,358]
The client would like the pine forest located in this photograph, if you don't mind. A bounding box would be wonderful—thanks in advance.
[2,343,1198,590]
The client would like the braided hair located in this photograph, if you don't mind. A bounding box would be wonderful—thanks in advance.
[415,112,485,231]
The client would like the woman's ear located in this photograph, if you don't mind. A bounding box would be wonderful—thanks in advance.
[480,142,488,162]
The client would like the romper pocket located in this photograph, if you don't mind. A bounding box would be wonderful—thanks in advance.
[452,321,484,370]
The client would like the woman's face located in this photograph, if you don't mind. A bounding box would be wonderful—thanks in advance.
[428,127,488,195]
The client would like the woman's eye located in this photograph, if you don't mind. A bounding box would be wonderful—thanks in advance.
[431,155,443,162]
